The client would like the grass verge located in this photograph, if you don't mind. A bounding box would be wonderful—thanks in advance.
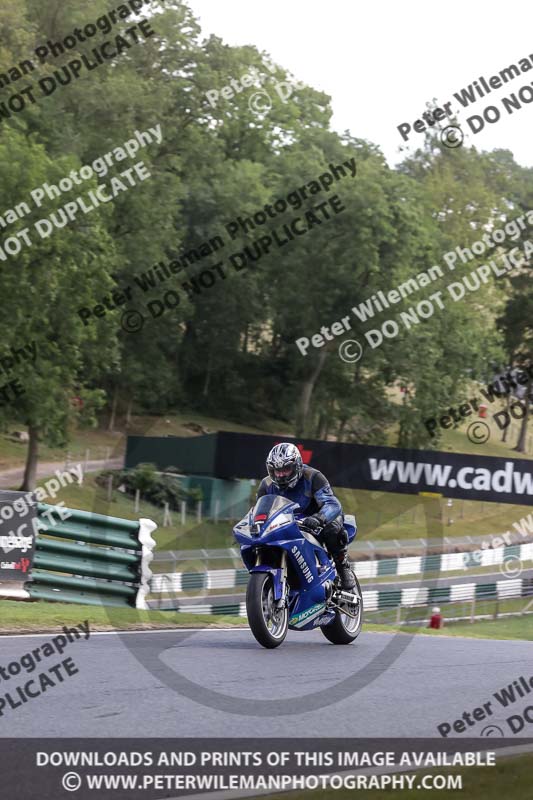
[0,600,246,634]
[1,600,531,640]
[258,754,533,800]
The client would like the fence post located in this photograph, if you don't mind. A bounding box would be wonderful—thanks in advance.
[163,503,172,527]
[197,501,202,523]
[180,501,186,526]
[470,597,476,623]
[84,448,90,473]
[134,489,140,514]
[214,499,220,524]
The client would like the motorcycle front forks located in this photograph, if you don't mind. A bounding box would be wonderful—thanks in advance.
[276,550,288,609]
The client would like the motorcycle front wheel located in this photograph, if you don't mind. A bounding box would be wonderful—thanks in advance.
[246,572,288,649]
[321,574,363,645]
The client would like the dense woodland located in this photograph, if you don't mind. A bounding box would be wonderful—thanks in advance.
[0,0,531,488]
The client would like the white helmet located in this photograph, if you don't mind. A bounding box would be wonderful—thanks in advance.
[266,443,303,489]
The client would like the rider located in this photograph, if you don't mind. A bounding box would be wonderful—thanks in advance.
[256,442,356,590]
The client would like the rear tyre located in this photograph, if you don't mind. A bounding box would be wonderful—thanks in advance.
[321,575,363,645]
[246,572,288,649]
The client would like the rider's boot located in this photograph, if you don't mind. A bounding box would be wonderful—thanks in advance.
[334,549,356,590]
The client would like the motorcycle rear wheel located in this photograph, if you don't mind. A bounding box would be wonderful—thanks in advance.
[321,575,363,645]
[246,572,288,649]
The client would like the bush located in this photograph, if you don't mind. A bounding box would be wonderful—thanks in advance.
[96,464,192,510]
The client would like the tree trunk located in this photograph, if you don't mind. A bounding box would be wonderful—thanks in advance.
[295,349,328,437]
[126,399,133,426]
[20,425,39,491]
[501,390,512,443]
[514,376,531,453]
[337,419,347,441]
[202,347,213,397]
[315,411,326,439]
[501,356,516,443]
[108,386,118,432]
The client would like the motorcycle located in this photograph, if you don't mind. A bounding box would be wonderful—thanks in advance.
[233,494,363,649]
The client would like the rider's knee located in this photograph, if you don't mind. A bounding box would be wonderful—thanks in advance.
[321,518,346,551]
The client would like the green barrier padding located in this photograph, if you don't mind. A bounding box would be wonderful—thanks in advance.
[212,604,241,615]
[377,558,398,576]
[30,569,137,597]
[421,554,441,573]
[428,587,451,603]
[35,520,141,550]
[38,503,140,533]
[33,552,138,582]
[378,589,402,608]
[476,582,497,598]
[36,537,139,564]
[28,586,132,608]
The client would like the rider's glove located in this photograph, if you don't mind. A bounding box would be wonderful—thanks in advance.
[302,516,322,532]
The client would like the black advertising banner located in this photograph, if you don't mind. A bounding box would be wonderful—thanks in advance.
[213,432,533,506]
[2,738,531,800]
[0,490,36,582]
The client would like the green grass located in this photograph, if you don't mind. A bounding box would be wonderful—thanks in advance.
[259,755,533,800]
[0,404,530,472]
[36,473,533,552]
[0,600,245,633]
[0,412,294,471]
[1,599,531,641]
[416,615,533,641]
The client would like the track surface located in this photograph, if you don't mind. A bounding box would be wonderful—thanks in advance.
[2,629,532,738]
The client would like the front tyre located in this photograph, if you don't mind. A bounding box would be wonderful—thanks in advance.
[246,572,288,649]
[321,575,363,645]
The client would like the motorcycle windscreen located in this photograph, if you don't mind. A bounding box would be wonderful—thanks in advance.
[251,494,293,525]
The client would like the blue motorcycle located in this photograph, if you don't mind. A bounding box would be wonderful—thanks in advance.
[233,495,363,649]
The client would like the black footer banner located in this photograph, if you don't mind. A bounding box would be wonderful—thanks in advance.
[1,737,532,800]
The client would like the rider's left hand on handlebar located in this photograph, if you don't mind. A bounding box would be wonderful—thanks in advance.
[301,516,322,532]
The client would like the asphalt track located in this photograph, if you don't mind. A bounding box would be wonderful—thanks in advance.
[2,628,532,738]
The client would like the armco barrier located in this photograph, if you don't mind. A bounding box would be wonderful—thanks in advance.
[26,504,156,609]
[149,577,533,614]
[149,541,533,593]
